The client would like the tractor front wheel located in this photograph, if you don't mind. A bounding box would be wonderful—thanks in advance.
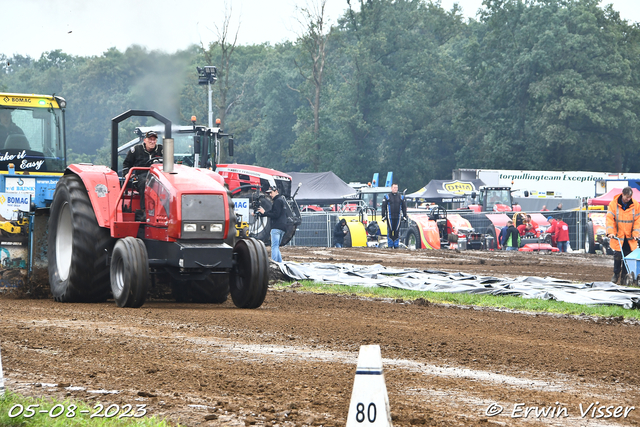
[48,174,114,302]
[110,237,149,308]
[230,238,269,308]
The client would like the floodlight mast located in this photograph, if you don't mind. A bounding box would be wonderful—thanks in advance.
[197,66,218,128]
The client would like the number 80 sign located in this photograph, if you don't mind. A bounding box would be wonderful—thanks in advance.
[346,345,392,426]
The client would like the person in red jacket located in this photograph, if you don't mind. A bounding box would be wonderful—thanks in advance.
[547,216,570,252]
[517,223,537,237]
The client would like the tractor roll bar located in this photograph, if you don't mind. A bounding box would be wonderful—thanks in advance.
[111,110,172,173]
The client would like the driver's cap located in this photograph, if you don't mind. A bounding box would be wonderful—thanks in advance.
[145,131,158,138]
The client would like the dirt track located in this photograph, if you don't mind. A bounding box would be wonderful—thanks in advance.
[2,248,639,427]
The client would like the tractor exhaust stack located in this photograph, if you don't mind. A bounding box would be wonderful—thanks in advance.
[163,138,174,173]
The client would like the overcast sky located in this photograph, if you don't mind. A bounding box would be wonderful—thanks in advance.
[1,0,639,58]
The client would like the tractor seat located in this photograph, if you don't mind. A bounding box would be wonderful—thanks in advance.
[3,134,31,151]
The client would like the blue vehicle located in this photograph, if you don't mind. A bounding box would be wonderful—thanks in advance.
[0,92,67,287]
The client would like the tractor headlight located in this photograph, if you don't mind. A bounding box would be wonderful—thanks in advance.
[183,223,197,232]
[210,223,223,233]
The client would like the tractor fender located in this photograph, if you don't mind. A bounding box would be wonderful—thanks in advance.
[64,164,121,229]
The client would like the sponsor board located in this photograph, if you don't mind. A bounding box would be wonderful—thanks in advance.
[443,180,477,195]
[0,192,30,221]
[5,177,36,195]
[233,198,250,222]
[468,170,640,198]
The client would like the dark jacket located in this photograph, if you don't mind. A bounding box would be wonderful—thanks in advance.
[263,194,288,232]
[501,225,521,248]
[381,192,407,220]
[333,220,347,245]
[123,143,163,176]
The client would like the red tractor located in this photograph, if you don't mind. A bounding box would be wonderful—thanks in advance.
[47,110,269,308]
[465,187,522,213]
[118,121,302,247]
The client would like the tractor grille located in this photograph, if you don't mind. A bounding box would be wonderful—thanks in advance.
[181,194,226,239]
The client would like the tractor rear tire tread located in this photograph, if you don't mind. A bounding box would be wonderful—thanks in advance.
[48,174,114,303]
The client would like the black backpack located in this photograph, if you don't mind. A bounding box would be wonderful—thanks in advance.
[283,197,302,226]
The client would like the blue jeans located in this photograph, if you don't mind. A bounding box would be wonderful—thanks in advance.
[270,228,285,262]
[505,246,518,251]
[557,241,568,252]
[335,242,343,248]
[387,236,400,248]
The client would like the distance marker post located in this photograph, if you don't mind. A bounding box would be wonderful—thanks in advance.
[346,345,392,426]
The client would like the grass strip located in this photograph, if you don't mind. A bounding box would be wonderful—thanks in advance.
[0,390,173,427]
[273,281,640,319]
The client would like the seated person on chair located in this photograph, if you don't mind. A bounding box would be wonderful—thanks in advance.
[0,109,25,149]
[122,131,163,217]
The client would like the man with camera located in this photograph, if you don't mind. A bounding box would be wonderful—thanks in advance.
[257,186,288,262]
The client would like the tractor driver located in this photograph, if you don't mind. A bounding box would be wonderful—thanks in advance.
[381,183,407,249]
[123,131,163,218]
[0,109,25,149]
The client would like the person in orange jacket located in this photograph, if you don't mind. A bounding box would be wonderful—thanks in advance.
[606,186,640,284]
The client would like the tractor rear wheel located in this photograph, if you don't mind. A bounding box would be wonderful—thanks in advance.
[110,237,149,308]
[281,225,297,246]
[405,226,421,249]
[249,193,272,244]
[230,238,269,308]
[585,222,596,254]
[48,174,114,302]
[624,271,636,287]
[485,226,498,250]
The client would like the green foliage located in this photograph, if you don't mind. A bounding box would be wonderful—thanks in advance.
[2,0,640,189]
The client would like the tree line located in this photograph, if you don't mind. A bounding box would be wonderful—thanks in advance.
[1,0,639,192]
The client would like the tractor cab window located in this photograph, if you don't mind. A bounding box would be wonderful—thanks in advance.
[361,193,373,209]
[486,189,511,210]
[0,107,65,173]
[363,193,385,212]
[173,133,196,167]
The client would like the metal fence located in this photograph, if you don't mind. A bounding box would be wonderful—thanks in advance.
[287,212,339,247]
[288,209,594,251]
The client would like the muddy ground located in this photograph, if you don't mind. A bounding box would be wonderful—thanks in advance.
[2,247,639,427]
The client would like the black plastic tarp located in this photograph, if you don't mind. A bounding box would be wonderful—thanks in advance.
[406,179,486,203]
[277,262,640,309]
[287,171,357,205]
